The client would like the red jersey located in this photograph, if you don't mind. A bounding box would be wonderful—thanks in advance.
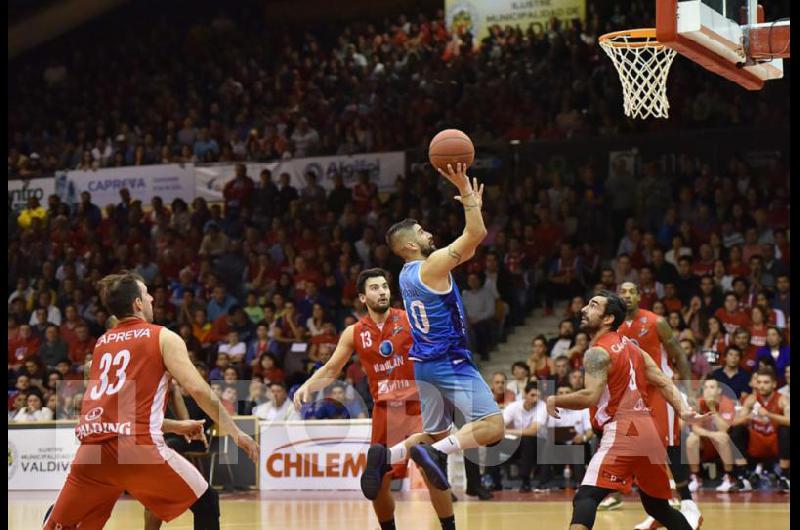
[714,308,751,336]
[353,308,418,404]
[589,331,651,433]
[76,318,170,445]
[747,391,784,459]
[619,309,680,446]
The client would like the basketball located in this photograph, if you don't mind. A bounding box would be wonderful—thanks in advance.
[428,129,475,171]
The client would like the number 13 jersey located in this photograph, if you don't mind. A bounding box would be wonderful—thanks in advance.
[398,260,469,362]
[76,318,170,445]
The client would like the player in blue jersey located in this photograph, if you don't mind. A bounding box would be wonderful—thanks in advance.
[360,162,504,498]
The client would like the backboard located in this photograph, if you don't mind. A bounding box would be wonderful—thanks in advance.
[656,0,789,90]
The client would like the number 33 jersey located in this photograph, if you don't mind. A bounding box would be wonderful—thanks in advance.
[398,260,469,362]
[76,318,171,445]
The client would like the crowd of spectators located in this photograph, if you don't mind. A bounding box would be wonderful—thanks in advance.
[7,0,790,494]
[8,1,790,179]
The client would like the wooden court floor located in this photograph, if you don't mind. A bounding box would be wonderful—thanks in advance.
[9,490,790,529]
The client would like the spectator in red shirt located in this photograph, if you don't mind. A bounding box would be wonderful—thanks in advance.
[661,282,683,313]
[637,265,663,311]
[223,163,256,213]
[749,305,769,352]
[731,327,758,372]
[67,324,95,365]
[692,243,715,277]
[715,292,751,336]
[8,324,41,371]
[352,170,377,215]
[490,372,516,408]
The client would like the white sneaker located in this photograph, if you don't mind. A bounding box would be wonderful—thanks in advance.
[715,474,736,493]
[688,474,702,493]
[598,493,623,511]
[680,500,704,529]
[633,515,662,530]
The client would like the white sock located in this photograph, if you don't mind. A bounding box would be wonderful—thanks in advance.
[431,435,461,455]
[388,443,407,464]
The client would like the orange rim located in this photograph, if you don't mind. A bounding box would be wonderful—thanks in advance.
[598,28,664,48]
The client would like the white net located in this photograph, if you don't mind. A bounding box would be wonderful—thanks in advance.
[599,32,677,119]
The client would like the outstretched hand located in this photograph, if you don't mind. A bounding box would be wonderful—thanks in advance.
[436,163,484,209]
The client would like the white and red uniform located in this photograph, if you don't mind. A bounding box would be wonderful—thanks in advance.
[619,309,680,447]
[747,392,784,460]
[582,331,673,499]
[45,318,207,529]
[353,308,422,479]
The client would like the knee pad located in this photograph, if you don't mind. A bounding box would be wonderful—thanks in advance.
[570,486,608,529]
[190,487,220,520]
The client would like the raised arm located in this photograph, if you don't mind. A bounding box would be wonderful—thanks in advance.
[160,327,258,462]
[656,316,691,381]
[420,163,487,285]
[293,325,355,410]
[547,347,610,417]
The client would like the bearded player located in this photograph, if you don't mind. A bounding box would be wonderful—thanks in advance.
[546,291,708,530]
[382,163,504,492]
[597,282,701,529]
[294,268,456,530]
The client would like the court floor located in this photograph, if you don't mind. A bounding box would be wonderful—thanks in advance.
[10,490,790,529]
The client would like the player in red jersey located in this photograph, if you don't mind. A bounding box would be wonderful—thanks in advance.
[294,268,455,530]
[546,291,707,530]
[614,282,701,529]
[43,271,258,530]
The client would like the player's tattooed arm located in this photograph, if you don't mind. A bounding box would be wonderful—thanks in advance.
[551,347,609,412]
[656,316,692,382]
[447,245,463,263]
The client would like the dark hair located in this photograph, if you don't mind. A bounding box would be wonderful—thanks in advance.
[357,268,389,294]
[756,366,776,380]
[97,270,146,318]
[725,346,742,357]
[385,218,418,248]
[511,361,530,373]
[598,290,627,331]
[557,383,573,392]
[524,381,539,394]
[269,381,287,391]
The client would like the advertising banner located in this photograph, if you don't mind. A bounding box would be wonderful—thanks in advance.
[55,164,196,207]
[259,420,387,490]
[8,425,80,490]
[7,177,56,213]
[445,0,586,43]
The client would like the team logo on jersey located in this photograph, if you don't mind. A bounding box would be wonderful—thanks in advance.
[85,407,104,421]
[379,340,394,358]
[391,326,404,337]
[638,328,649,337]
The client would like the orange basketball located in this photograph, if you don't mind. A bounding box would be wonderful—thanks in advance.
[428,129,474,171]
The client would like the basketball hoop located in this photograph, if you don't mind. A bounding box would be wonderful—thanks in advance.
[599,29,677,119]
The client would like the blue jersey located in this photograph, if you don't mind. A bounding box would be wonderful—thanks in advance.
[398,260,470,362]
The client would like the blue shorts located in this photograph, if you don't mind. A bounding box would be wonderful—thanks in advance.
[412,351,501,434]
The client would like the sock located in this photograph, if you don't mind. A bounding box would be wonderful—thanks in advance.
[440,515,456,530]
[677,484,692,501]
[379,519,396,530]
[388,443,407,465]
[432,435,461,455]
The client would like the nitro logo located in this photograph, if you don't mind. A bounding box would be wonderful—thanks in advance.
[96,327,151,346]
[379,340,394,358]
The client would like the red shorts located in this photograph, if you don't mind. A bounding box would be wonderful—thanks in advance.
[371,400,422,479]
[44,437,207,529]
[583,417,673,500]
[748,431,779,460]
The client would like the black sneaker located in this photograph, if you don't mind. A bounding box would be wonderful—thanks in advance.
[465,486,494,500]
[779,476,790,493]
[361,444,390,500]
[410,445,450,491]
